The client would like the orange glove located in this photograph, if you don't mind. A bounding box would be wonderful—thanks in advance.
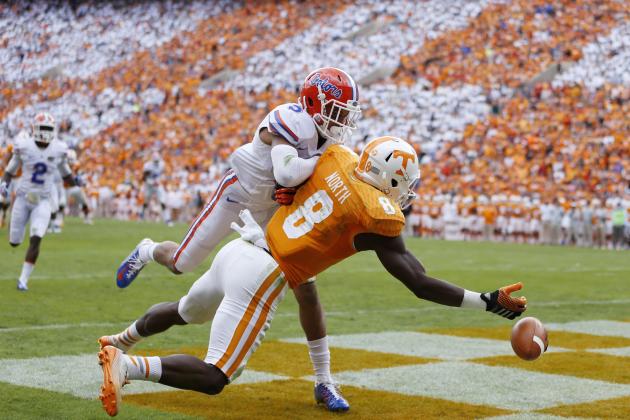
[481,282,527,319]
[273,184,297,206]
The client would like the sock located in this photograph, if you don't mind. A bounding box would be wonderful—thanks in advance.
[138,240,157,263]
[110,321,143,352]
[460,290,487,309]
[19,262,34,286]
[123,354,162,382]
[308,337,333,384]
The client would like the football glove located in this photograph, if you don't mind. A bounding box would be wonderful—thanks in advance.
[230,209,268,250]
[481,282,527,320]
[0,181,9,199]
[273,183,297,205]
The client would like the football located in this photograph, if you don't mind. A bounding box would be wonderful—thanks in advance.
[511,317,549,361]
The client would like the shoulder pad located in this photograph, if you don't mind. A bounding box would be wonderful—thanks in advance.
[14,131,31,149]
[361,188,405,237]
[54,140,69,155]
[267,103,316,146]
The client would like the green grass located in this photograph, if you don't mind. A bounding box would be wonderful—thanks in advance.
[0,218,629,418]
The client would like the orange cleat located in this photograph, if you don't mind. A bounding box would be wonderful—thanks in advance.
[98,336,113,350]
[98,346,128,417]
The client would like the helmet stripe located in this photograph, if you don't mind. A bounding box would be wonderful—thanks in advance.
[337,68,358,101]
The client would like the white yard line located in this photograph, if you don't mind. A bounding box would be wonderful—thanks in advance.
[546,320,630,338]
[0,353,287,399]
[284,331,568,360]
[332,362,630,411]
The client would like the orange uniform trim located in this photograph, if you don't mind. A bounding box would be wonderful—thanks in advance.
[143,357,150,378]
[225,277,287,377]
[173,172,237,266]
[214,267,282,370]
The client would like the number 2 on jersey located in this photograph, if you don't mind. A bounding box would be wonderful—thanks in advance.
[31,162,47,185]
[283,190,334,238]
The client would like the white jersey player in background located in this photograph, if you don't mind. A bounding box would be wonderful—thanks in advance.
[141,152,170,224]
[113,67,361,411]
[48,165,67,233]
[65,148,92,224]
[0,113,84,291]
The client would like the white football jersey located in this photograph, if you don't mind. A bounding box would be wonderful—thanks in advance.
[143,160,165,187]
[229,103,326,208]
[12,131,69,198]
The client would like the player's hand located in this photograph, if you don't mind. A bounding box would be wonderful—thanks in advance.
[481,282,527,320]
[273,184,296,205]
[0,181,9,199]
[230,209,268,250]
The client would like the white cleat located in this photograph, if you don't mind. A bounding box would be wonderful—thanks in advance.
[98,345,129,417]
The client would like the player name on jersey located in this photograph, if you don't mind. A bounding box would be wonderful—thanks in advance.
[324,171,351,204]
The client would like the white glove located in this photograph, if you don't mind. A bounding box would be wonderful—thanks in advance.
[230,209,268,250]
[0,181,9,199]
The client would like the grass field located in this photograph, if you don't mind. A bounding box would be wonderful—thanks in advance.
[1,218,629,419]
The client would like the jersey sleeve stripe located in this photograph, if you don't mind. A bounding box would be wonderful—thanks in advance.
[269,122,298,145]
[273,110,299,143]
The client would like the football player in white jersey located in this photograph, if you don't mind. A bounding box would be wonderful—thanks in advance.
[113,67,361,410]
[141,152,170,224]
[0,113,83,291]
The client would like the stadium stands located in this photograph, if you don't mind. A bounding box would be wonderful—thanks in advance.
[0,0,627,247]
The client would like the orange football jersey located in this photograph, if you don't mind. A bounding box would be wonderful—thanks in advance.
[267,145,405,288]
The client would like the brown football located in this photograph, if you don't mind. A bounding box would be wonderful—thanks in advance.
[511,316,548,361]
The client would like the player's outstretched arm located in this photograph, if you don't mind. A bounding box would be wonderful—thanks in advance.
[354,233,527,318]
[354,232,464,306]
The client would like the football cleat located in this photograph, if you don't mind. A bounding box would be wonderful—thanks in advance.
[116,239,151,288]
[17,281,28,292]
[314,382,350,412]
[98,346,129,417]
[98,335,133,353]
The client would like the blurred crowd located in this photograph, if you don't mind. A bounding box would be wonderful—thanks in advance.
[404,195,630,250]
[1,0,628,244]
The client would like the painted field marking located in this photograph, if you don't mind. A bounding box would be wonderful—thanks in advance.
[483,414,598,420]
[547,320,630,338]
[332,361,630,411]
[284,331,569,361]
[0,322,127,334]
[586,346,630,358]
[0,353,288,399]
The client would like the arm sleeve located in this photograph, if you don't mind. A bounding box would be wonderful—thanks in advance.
[5,154,21,176]
[267,110,299,145]
[270,144,319,187]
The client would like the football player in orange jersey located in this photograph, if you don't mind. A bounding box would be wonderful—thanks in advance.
[97,137,527,417]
